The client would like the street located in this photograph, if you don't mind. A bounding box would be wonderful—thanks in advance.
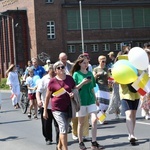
[0,90,150,150]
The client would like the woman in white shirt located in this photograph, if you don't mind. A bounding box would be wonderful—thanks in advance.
[6,64,20,109]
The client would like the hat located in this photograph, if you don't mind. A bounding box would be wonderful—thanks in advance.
[46,59,51,63]
[83,53,89,56]
[53,61,64,70]
[108,51,114,56]
[6,64,15,75]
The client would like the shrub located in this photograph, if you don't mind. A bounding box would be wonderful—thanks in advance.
[0,78,9,90]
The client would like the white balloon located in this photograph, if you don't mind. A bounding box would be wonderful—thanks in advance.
[128,47,149,70]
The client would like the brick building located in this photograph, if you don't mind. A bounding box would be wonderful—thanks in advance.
[0,0,150,77]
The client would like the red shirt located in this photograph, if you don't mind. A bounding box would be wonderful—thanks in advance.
[48,75,75,112]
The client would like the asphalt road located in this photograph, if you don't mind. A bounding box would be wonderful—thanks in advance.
[0,90,150,150]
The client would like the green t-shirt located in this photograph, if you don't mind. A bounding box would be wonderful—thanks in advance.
[73,71,96,106]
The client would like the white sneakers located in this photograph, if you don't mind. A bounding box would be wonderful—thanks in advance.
[128,135,138,141]
[72,134,78,140]
[145,115,150,120]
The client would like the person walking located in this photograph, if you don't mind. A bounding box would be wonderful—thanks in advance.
[93,55,110,116]
[120,83,140,145]
[36,64,59,145]
[26,68,38,119]
[59,52,73,75]
[71,56,104,150]
[6,64,21,109]
[43,61,76,150]
[59,52,73,133]
[71,53,93,141]
[44,59,51,72]
[24,58,46,79]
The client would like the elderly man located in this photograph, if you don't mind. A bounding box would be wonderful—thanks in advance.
[59,52,73,75]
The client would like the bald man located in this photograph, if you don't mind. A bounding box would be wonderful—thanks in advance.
[59,52,73,75]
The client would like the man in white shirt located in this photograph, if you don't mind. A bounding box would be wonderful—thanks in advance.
[36,65,59,145]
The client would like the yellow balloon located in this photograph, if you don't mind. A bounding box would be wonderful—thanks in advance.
[112,64,138,84]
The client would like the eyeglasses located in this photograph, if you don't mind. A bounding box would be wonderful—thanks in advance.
[102,61,106,63]
[56,66,65,70]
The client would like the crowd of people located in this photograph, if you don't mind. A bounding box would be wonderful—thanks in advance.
[2,42,150,149]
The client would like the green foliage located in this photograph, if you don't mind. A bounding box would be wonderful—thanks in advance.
[0,78,9,90]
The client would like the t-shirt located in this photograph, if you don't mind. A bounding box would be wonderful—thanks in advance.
[26,76,36,94]
[25,66,46,78]
[73,71,96,106]
[48,75,75,112]
[119,84,140,101]
[36,74,52,109]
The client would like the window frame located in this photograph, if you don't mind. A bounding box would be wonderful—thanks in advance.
[102,43,110,51]
[45,0,54,4]
[91,44,99,52]
[79,44,87,53]
[47,21,56,40]
[67,45,76,53]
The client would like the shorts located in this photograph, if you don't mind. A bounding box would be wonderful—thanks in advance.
[52,111,70,134]
[121,99,139,112]
[28,93,36,100]
[76,104,97,117]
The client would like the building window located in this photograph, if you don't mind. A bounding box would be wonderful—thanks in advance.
[79,44,87,53]
[45,0,54,3]
[134,8,150,28]
[102,43,110,51]
[91,44,99,52]
[68,45,76,53]
[67,9,99,30]
[101,8,150,29]
[114,43,121,51]
[47,21,55,39]
[101,9,133,29]
[135,42,143,47]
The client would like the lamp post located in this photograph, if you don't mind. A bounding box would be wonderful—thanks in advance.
[0,13,16,65]
[78,0,85,54]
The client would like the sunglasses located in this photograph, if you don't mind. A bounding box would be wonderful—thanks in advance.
[102,61,106,63]
[56,66,65,70]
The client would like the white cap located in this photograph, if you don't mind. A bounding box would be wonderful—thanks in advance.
[46,59,51,63]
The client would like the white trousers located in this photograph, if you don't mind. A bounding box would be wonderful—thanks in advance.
[11,85,20,106]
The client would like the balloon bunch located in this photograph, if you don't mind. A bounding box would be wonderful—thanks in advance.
[112,47,149,84]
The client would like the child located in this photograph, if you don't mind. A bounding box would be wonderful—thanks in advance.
[141,93,150,120]
[26,69,38,119]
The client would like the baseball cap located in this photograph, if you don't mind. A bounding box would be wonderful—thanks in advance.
[46,59,51,63]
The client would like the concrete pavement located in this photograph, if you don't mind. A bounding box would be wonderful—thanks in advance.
[0,90,150,150]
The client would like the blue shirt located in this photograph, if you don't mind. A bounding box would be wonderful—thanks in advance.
[25,66,46,78]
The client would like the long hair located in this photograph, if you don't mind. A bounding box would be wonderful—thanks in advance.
[70,56,87,76]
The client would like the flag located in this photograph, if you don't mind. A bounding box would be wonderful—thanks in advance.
[132,71,150,96]
[52,88,66,97]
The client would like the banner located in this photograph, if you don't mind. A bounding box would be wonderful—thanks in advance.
[132,72,150,96]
